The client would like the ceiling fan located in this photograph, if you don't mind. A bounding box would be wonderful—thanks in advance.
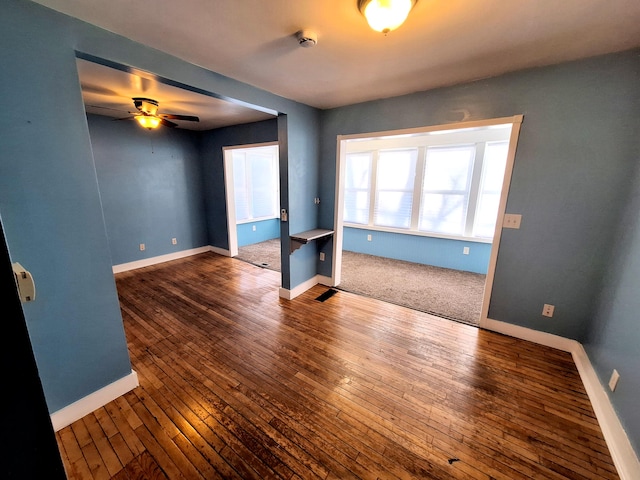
[129,97,199,129]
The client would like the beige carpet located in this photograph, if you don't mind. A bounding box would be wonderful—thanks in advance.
[236,239,485,326]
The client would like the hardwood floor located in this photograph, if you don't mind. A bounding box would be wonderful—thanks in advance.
[56,252,619,479]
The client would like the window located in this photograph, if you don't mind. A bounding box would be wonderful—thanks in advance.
[231,145,279,223]
[419,145,474,235]
[374,149,417,229]
[343,126,511,240]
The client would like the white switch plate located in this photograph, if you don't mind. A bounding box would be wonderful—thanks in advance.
[139,243,145,251]
[542,304,554,317]
[171,238,177,245]
[503,214,522,229]
[463,247,470,255]
[367,234,372,241]
[252,225,256,231]
[609,369,620,391]
[319,252,325,261]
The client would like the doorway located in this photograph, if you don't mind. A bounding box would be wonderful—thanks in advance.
[332,116,523,327]
[224,142,281,267]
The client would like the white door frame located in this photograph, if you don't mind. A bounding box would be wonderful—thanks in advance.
[331,115,524,328]
[223,141,279,258]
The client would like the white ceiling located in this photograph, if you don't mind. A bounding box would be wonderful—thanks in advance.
[31,0,640,126]
[76,59,275,130]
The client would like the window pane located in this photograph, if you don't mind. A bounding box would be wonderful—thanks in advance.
[419,193,466,234]
[232,146,278,223]
[344,153,372,224]
[419,146,473,235]
[377,150,417,190]
[345,153,371,189]
[473,141,509,238]
[344,190,370,224]
[373,149,417,229]
[375,191,413,228]
[233,153,249,221]
[249,154,276,218]
[423,146,474,191]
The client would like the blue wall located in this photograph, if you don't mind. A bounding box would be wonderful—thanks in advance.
[88,114,208,265]
[0,0,319,413]
[200,119,278,250]
[343,227,491,274]
[320,50,640,454]
[586,133,640,454]
[237,218,280,247]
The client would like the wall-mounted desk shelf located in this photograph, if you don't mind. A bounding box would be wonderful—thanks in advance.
[290,229,334,253]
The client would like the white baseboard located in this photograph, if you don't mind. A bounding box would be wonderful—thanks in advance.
[482,317,577,352]
[484,318,639,480]
[317,275,333,286]
[572,344,640,480]
[50,370,139,432]
[279,275,323,300]
[209,245,231,257]
[112,246,212,273]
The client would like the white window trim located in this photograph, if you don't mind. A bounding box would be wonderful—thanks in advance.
[344,136,508,241]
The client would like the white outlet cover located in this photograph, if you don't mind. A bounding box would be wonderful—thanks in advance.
[609,369,620,391]
[503,213,522,229]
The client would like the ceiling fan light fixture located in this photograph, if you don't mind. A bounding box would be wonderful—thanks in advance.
[135,115,161,130]
[358,0,417,34]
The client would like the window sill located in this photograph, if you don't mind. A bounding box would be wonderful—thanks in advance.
[343,223,492,244]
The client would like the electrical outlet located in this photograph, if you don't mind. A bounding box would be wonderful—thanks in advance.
[171,238,177,245]
[139,243,145,251]
[503,214,522,229]
[463,246,470,255]
[609,369,620,391]
[367,234,372,241]
[252,225,256,231]
[319,252,325,261]
[542,304,555,317]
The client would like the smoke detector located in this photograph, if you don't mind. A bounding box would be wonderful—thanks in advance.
[297,30,317,48]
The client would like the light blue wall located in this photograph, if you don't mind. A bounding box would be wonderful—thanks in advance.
[237,219,280,247]
[88,114,208,265]
[320,49,640,456]
[0,0,319,412]
[343,227,491,274]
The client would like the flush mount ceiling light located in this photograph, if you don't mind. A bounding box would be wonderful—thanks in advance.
[358,0,417,34]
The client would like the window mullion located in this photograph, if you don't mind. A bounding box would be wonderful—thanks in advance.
[369,151,378,226]
[465,142,485,236]
[410,146,426,230]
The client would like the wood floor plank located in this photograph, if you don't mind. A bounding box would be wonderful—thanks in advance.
[56,252,619,479]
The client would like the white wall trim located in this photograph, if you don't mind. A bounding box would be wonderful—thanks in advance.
[209,245,232,257]
[112,246,213,273]
[484,318,640,479]
[572,344,640,480]
[279,275,322,300]
[50,370,139,432]
[483,317,577,352]
[317,275,333,287]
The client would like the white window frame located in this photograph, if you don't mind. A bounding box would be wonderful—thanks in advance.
[343,126,513,243]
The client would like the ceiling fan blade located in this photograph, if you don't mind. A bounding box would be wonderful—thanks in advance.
[159,118,178,128]
[158,113,200,122]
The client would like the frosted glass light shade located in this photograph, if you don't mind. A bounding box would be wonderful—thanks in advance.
[135,115,161,129]
[359,0,416,33]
